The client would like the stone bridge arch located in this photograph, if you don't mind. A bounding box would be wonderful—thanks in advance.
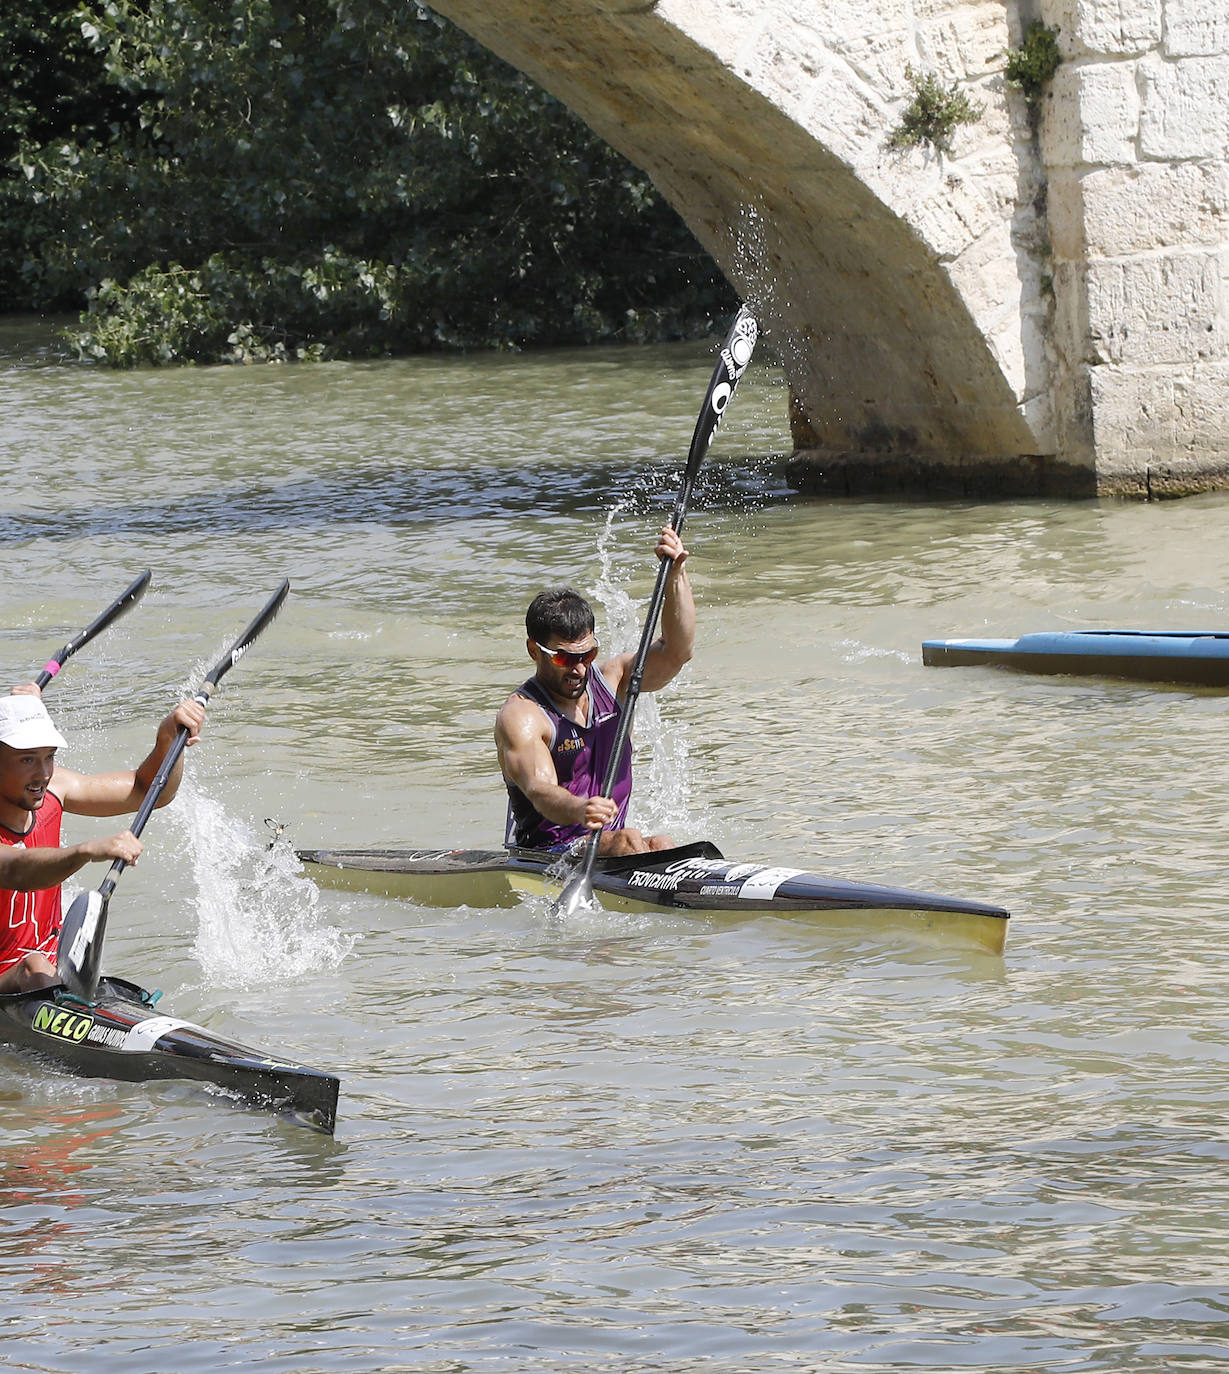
[430,0,1229,498]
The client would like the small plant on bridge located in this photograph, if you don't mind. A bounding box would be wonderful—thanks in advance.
[888,66,983,156]
[1005,22,1061,104]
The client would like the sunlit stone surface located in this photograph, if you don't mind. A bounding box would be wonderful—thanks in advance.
[430,0,1229,496]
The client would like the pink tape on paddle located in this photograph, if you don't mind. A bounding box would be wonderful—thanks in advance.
[42,661,61,678]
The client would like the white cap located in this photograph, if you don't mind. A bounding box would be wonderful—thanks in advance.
[0,696,68,750]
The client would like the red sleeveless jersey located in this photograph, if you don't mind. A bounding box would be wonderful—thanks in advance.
[0,792,64,974]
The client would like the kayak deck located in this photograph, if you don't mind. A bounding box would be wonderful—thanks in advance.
[922,631,1229,686]
[298,841,1010,954]
[0,975,339,1134]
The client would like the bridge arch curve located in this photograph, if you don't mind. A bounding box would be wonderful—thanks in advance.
[430,0,1229,498]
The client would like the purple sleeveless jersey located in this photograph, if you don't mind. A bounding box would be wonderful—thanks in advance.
[504,666,632,850]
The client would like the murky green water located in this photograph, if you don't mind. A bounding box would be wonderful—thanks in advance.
[1,317,1227,1371]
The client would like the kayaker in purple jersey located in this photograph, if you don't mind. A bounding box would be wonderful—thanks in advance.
[496,524,694,856]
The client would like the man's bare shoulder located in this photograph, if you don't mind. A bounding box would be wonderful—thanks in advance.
[47,765,83,806]
[496,683,536,718]
[495,686,549,742]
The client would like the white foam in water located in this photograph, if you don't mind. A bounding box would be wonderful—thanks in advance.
[182,783,355,988]
[524,841,659,938]
[834,636,912,665]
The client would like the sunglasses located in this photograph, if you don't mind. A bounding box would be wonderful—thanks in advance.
[535,641,599,668]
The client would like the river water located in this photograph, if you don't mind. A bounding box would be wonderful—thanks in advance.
[1,317,1227,1372]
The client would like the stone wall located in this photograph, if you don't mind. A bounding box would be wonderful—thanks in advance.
[1044,0,1229,495]
[429,0,1229,498]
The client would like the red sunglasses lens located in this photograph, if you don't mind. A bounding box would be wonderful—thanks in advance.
[544,645,597,667]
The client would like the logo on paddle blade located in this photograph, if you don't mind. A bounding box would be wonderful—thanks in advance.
[32,1004,94,1043]
[699,311,758,453]
[719,312,758,383]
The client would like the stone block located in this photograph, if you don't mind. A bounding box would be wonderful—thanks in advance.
[1044,169,1094,262]
[803,66,893,166]
[1045,169,1089,260]
[790,0,907,47]
[784,448,1097,497]
[993,303,1055,416]
[1019,385,1058,451]
[1085,253,1226,366]
[659,0,767,57]
[1049,260,1093,364]
[916,6,1012,78]
[948,228,1030,321]
[1069,164,1229,256]
[909,0,995,28]
[1139,55,1229,159]
[1088,365,1177,450]
[1101,440,1229,494]
[822,26,905,98]
[1163,0,1229,59]
[745,20,833,124]
[1173,362,1229,447]
[899,169,1010,259]
[1042,62,1140,166]
[1045,0,1163,56]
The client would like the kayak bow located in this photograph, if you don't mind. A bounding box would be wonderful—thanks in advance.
[0,975,339,1134]
[298,841,1010,954]
[922,630,1229,687]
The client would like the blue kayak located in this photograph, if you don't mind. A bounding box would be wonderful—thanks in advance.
[922,631,1229,686]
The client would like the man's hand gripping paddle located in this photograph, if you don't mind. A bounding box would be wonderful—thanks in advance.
[550,306,758,919]
[34,571,152,689]
[56,581,291,1000]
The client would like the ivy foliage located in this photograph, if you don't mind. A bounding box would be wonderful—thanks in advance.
[1,0,735,363]
[887,65,983,156]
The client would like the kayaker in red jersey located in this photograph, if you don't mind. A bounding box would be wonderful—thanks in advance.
[0,689,206,995]
[496,524,694,856]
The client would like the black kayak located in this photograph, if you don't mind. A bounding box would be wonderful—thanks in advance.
[298,840,1010,954]
[0,974,339,1134]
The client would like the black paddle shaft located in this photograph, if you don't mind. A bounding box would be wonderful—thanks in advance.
[57,580,291,998]
[552,307,758,916]
[96,579,291,901]
[595,305,758,802]
[35,571,152,689]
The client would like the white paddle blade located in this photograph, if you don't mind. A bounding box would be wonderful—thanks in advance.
[551,879,593,920]
[57,890,106,999]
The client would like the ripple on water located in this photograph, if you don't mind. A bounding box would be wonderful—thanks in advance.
[2,331,1228,1371]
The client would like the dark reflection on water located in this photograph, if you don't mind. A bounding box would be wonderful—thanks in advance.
[0,460,793,546]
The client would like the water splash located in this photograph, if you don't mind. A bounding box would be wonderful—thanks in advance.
[834,636,913,665]
[728,199,828,455]
[588,503,700,841]
[729,199,780,322]
[182,783,355,988]
[522,841,659,938]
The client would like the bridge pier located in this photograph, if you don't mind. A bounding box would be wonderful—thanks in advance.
[430,0,1229,498]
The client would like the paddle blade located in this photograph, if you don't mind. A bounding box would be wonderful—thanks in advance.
[677,307,758,509]
[57,889,108,999]
[552,883,596,920]
[549,834,601,919]
[201,579,290,692]
[552,874,594,920]
[35,570,153,689]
